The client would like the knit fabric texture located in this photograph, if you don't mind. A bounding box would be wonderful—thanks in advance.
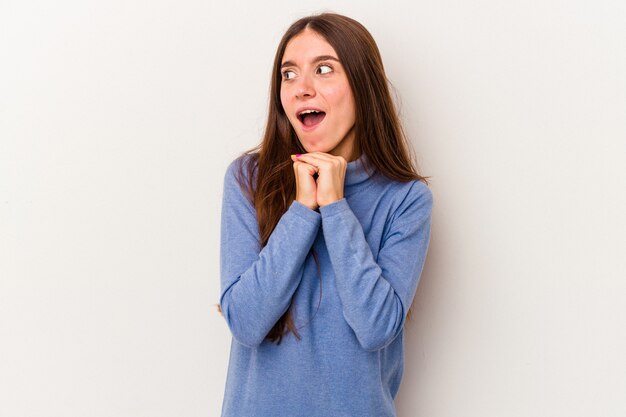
[219,152,433,417]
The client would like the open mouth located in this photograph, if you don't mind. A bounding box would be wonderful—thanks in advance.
[298,110,326,128]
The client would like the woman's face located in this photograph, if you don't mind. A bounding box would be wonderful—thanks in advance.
[280,29,356,160]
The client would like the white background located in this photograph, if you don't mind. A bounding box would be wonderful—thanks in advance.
[1,1,625,416]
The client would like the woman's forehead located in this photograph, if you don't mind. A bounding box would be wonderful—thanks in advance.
[282,29,338,64]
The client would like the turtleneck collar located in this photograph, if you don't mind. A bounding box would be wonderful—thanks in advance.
[345,153,374,188]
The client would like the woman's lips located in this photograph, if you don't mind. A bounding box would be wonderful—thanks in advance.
[299,113,326,132]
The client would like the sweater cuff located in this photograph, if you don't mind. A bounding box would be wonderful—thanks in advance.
[319,198,351,218]
[290,200,322,225]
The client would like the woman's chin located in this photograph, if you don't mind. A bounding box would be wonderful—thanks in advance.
[297,135,324,149]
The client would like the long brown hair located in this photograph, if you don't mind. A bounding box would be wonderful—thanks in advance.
[216,12,431,345]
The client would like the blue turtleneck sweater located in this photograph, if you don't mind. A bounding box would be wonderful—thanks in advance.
[219,153,433,417]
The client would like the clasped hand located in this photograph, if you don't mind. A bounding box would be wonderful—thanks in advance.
[290,152,347,211]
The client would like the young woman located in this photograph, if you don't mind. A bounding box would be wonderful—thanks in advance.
[218,12,433,417]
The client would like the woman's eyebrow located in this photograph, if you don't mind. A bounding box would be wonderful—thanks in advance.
[280,55,340,69]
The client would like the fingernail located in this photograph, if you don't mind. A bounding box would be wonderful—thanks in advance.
[295,154,301,157]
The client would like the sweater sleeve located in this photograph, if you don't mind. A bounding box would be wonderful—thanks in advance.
[319,182,433,352]
[219,157,322,348]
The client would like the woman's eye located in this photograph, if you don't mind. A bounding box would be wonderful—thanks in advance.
[282,70,296,80]
[318,64,332,75]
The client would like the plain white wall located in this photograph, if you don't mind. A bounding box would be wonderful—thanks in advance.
[1,1,624,416]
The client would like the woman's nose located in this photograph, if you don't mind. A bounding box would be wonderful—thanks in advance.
[295,75,315,98]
